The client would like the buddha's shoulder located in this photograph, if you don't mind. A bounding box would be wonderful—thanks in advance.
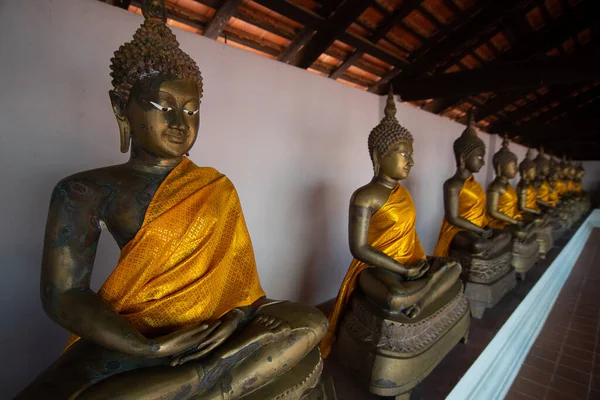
[350,183,390,210]
[488,179,506,193]
[49,165,128,206]
[444,176,466,192]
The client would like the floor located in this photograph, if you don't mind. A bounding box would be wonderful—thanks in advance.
[318,218,596,400]
[506,228,600,400]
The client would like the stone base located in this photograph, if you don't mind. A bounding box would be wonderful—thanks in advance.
[464,269,517,319]
[242,347,324,400]
[536,224,553,258]
[334,281,470,398]
[511,237,539,278]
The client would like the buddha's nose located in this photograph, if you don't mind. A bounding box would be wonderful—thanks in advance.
[169,110,189,131]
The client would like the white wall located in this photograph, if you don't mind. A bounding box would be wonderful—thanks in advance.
[1,0,597,397]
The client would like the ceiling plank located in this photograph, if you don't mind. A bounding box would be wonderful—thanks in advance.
[330,0,421,79]
[394,51,600,101]
[292,0,369,69]
[203,0,244,39]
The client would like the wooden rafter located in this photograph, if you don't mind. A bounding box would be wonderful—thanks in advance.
[330,0,421,80]
[203,0,244,39]
[292,0,369,69]
[394,51,600,101]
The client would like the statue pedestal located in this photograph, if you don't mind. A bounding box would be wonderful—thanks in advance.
[535,224,553,259]
[464,269,517,318]
[334,281,469,399]
[511,236,539,280]
[451,250,515,318]
[241,347,324,400]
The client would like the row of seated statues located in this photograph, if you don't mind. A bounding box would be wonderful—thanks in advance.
[17,1,591,399]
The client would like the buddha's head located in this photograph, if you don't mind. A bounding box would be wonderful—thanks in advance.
[568,158,577,178]
[453,112,485,173]
[534,147,551,179]
[368,88,414,181]
[109,0,203,158]
[519,149,537,182]
[576,163,585,180]
[558,155,572,179]
[492,136,517,179]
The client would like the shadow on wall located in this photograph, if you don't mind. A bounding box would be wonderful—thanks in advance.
[297,181,336,304]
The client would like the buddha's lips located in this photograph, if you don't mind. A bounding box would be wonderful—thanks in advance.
[164,132,187,143]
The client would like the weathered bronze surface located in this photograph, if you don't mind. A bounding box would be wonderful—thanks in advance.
[17,2,326,398]
[486,138,539,280]
[433,115,514,318]
[322,89,469,399]
[516,150,553,260]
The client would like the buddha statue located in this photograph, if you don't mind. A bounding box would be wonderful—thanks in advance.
[574,163,592,215]
[548,157,573,235]
[534,148,568,239]
[516,150,553,259]
[320,89,469,399]
[486,138,539,280]
[17,2,327,399]
[433,113,514,318]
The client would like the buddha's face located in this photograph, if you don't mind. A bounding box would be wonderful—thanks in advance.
[128,77,200,158]
[465,147,485,173]
[524,167,536,181]
[539,163,550,177]
[500,160,517,179]
[570,167,576,177]
[577,170,584,179]
[378,141,414,180]
[111,76,200,158]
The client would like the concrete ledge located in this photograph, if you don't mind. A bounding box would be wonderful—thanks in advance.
[447,209,600,400]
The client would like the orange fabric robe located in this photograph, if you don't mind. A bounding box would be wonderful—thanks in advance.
[319,184,426,358]
[66,158,265,349]
[574,181,583,192]
[537,180,555,207]
[549,182,560,206]
[433,176,489,257]
[488,183,522,229]
[524,184,540,212]
[554,180,567,198]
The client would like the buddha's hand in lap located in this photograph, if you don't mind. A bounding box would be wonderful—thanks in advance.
[170,308,245,366]
[407,259,430,280]
[480,228,493,240]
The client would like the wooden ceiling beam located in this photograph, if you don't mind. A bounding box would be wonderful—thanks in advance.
[292,0,369,69]
[203,0,244,39]
[433,0,600,120]
[330,0,420,79]
[394,51,600,101]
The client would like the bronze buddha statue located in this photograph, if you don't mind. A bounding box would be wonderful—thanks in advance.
[321,89,469,399]
[486,138,539,280]
[534,148,568,240]
[516,150,553,259]
[17,2,327,399]
[433,114,514,318]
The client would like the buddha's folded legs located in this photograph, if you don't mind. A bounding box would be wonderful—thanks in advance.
[408,260,462,318]
[451,230,511,258]
[19,301,326,400]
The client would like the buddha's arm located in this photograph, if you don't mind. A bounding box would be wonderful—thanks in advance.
[486,188,518,225]
[537,198,553,208]
[348,205,411,277]
[444,180,486,234]
[517,185,541,214]
[41,181,208,358]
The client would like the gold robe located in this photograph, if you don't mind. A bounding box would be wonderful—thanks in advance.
[66,158,265,348]
[554,180,567,198]
[574,181,583,192]
[320,184,426,358]
[488,184,522,229]
[434,176,489,257]
[549,182,560,205]
[525,184,540,212]
[567,179,575,192]
[537,180,555,207]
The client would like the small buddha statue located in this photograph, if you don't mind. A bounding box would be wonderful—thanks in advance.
[17,2,327,399]
[574,163,592,214]
[516,149,553,259]
[320,89,469,399]
[534,148,568,236]
[433,113,514,318]
[486,138,539,279]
